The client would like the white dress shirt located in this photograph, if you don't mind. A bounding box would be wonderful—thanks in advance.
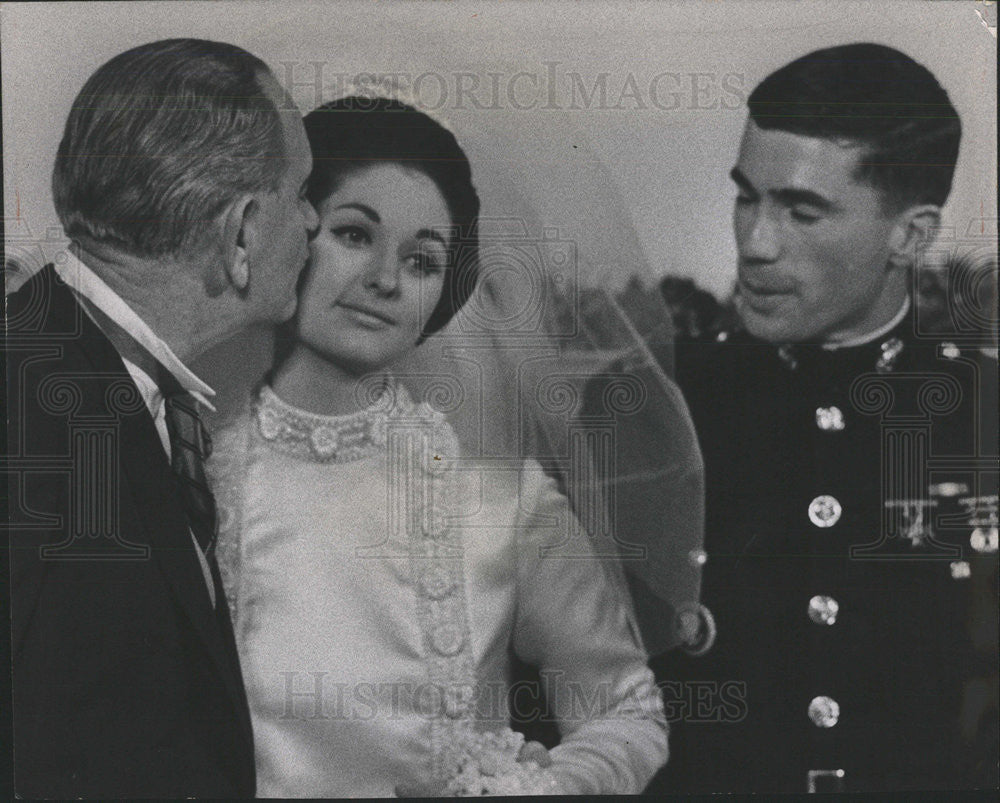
[822,295,911,350]
[54,252,218,606]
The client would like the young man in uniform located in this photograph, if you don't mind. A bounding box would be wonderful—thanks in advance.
[659,42,998,793]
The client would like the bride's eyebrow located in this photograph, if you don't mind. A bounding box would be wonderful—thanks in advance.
[417,229,447,246]
[333,203,380,222]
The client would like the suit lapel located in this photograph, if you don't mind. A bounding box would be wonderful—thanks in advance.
[44,267,253,749]
[210,557,255,745]
[117,406,254,747]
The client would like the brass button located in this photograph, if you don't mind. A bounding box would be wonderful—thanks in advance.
[688,549,708,567]
[876,337,904,373]
[815,407,845,431]
[808,695,840,728]
[808,595,839,626]
[970,527,998,554]
[674,602,717,656]
[941,342,961,360]
[808,495,842,528]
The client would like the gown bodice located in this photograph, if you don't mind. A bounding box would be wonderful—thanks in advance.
[210,382,668,797]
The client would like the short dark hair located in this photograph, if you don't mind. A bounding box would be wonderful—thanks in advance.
[748,43,961,209]
[53,38,286,258]
[302,96,480,339]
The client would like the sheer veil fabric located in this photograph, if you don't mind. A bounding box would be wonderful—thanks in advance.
[195,81,705,656]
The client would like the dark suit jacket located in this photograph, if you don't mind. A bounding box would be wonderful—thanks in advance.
[6,265,255,798]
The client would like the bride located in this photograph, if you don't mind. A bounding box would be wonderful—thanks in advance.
[209,94,668,797]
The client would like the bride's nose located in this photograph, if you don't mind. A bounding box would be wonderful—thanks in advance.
[363,249,400,296]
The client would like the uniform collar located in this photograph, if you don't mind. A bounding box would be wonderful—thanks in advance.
[54,250,216,411]
[774,299,911,374]
[821,297,911,351]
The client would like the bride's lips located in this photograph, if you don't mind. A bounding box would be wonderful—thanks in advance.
[337,301,397,328]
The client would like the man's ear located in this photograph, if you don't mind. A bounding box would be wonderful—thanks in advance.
[221,194,259,291]
[888,204,941,268]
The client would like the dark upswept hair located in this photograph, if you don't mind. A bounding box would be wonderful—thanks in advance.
[302,96,480,339]
[748,43,961,210]
[52,38,286,258]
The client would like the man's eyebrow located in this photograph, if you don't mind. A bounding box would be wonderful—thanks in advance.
[772,188,836,211]
[729,167,754,192]
[730,167,837,211]
[334,203,380,223]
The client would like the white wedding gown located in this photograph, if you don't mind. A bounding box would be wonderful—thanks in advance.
[210,382,668,797]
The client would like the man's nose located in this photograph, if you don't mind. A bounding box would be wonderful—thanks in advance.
[302,198,319,234]
[738,206,781,263]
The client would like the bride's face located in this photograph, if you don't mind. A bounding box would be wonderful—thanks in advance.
[295,163,451,372]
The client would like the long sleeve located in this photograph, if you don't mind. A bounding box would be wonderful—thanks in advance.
[512,463,669,794]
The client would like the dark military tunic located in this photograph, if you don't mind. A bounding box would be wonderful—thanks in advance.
[652,311,998,793]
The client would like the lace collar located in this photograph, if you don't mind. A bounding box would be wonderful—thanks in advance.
[254,380,444,463]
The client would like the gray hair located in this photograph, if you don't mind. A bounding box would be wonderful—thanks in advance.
[53,38,287,258]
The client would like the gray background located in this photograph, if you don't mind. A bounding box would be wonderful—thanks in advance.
[3,0,996,298]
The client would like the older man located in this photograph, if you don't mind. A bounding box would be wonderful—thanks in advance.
[658,43,998,793]
[7,39,317,797]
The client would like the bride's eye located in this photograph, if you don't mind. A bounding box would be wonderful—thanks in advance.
[332,225,371,247]
[409,249,446,276]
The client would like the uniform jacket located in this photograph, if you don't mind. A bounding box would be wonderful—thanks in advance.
[6,265,255,798]
[653,312,998,793]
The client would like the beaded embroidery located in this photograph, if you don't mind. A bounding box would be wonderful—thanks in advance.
[254,383,397,463]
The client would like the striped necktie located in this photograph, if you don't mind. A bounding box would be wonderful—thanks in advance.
[161,386,218,558]
[69,294,220,559]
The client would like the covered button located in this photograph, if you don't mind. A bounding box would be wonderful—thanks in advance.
[431,623,465,656]
[808,495,842,528]
[422,503,450,540]
[808,696,840,728]
[420,565,455,600]
[413,686,444,718]
[443,684,474,719]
